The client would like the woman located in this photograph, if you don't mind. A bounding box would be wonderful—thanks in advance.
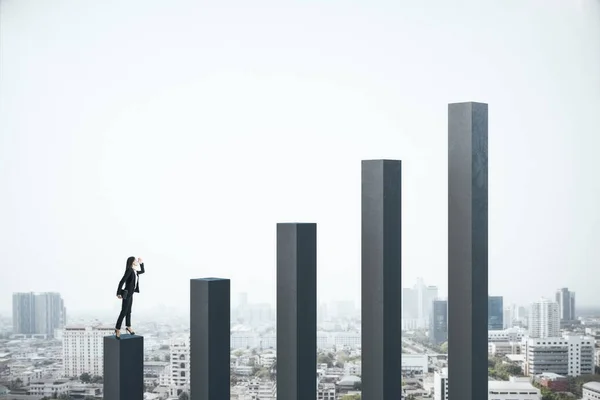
[114,256,145,338]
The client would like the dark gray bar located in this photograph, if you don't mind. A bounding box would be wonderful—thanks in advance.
[361,160,402,400]
[103,335,144,400]
[190,278,230,400]
[448,102,488,400]
[276,223,317,400]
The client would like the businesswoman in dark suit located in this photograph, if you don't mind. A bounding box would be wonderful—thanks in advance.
[114,256,145,338]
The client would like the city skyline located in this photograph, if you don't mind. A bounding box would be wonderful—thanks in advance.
[0,285,587,320]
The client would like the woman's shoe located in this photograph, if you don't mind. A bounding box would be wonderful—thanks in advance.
[126,327,135,335]
[115,329,120,339]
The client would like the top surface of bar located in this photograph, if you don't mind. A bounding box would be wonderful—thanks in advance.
[104,335,143,340]
[191,277,229,281]
[448,101,488,106]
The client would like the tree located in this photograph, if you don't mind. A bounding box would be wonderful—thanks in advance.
[317,352,335,368]
[58,394,70,400]
[80,372,91,383]
[9,378,23,390]
[255,367,270,379]
[91,375,103,383]
[179,392,189,400]
[439,341,448,353]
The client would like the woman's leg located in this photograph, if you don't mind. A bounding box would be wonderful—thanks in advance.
[125,295,134,327]
[115,297,129,329]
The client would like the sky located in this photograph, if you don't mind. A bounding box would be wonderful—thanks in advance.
[1,0,600,317]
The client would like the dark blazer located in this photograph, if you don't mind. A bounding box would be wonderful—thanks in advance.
[116,263,145,296]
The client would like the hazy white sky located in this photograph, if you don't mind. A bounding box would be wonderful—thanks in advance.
[1,0,600,316]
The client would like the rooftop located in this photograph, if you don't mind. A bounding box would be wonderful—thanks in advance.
[583,381,600,392]
[538,372,566,379]
[488,381,538,392]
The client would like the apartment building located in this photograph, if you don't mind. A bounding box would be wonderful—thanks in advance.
[62,325,113,377]
[169,336,190,397]
[529,299,560,339]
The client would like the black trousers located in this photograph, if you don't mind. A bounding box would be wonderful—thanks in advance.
[115,294,134,329]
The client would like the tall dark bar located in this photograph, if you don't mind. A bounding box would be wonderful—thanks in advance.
[276,223,317,400]
[361,160,402,400]
[448,102,489,400]
[103,335,144,400]
[190,278,230,400]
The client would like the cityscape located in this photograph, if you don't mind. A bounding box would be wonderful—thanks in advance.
[3,1,600,400]
[4,283,600,400]
[2,104,600,400]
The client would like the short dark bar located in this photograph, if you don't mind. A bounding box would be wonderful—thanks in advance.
[448,102,489,400]
[361,160,402,400]
[103,335,144,400]
[190,278,230,400]
[276,223,317,400]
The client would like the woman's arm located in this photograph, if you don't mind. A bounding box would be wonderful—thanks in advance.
[116,268,133,296]
[137,258,145,275]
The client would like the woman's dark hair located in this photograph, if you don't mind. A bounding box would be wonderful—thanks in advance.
[126,256,136,269]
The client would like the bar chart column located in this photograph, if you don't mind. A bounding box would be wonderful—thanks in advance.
[103,335,144,400]
[448,102,489,400]
[190,278,230,400]
[276,223,317,400]
[361,159,402,400]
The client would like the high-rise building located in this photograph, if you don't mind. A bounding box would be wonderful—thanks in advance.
[62,325,113,377]
[555,288,576,322]
[12,292,35,334]
[13,292,66,337]
[488,296,504,330]
[429,300,448,346]
[529,298,560,339]
[402,288,418,319]
[414,279,438,328]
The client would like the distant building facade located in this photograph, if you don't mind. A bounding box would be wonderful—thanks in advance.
[429,300,448,346]
[488,296,504,330]
[555,288,576,322]
[529,298,560,339]
[13,292,66,337]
